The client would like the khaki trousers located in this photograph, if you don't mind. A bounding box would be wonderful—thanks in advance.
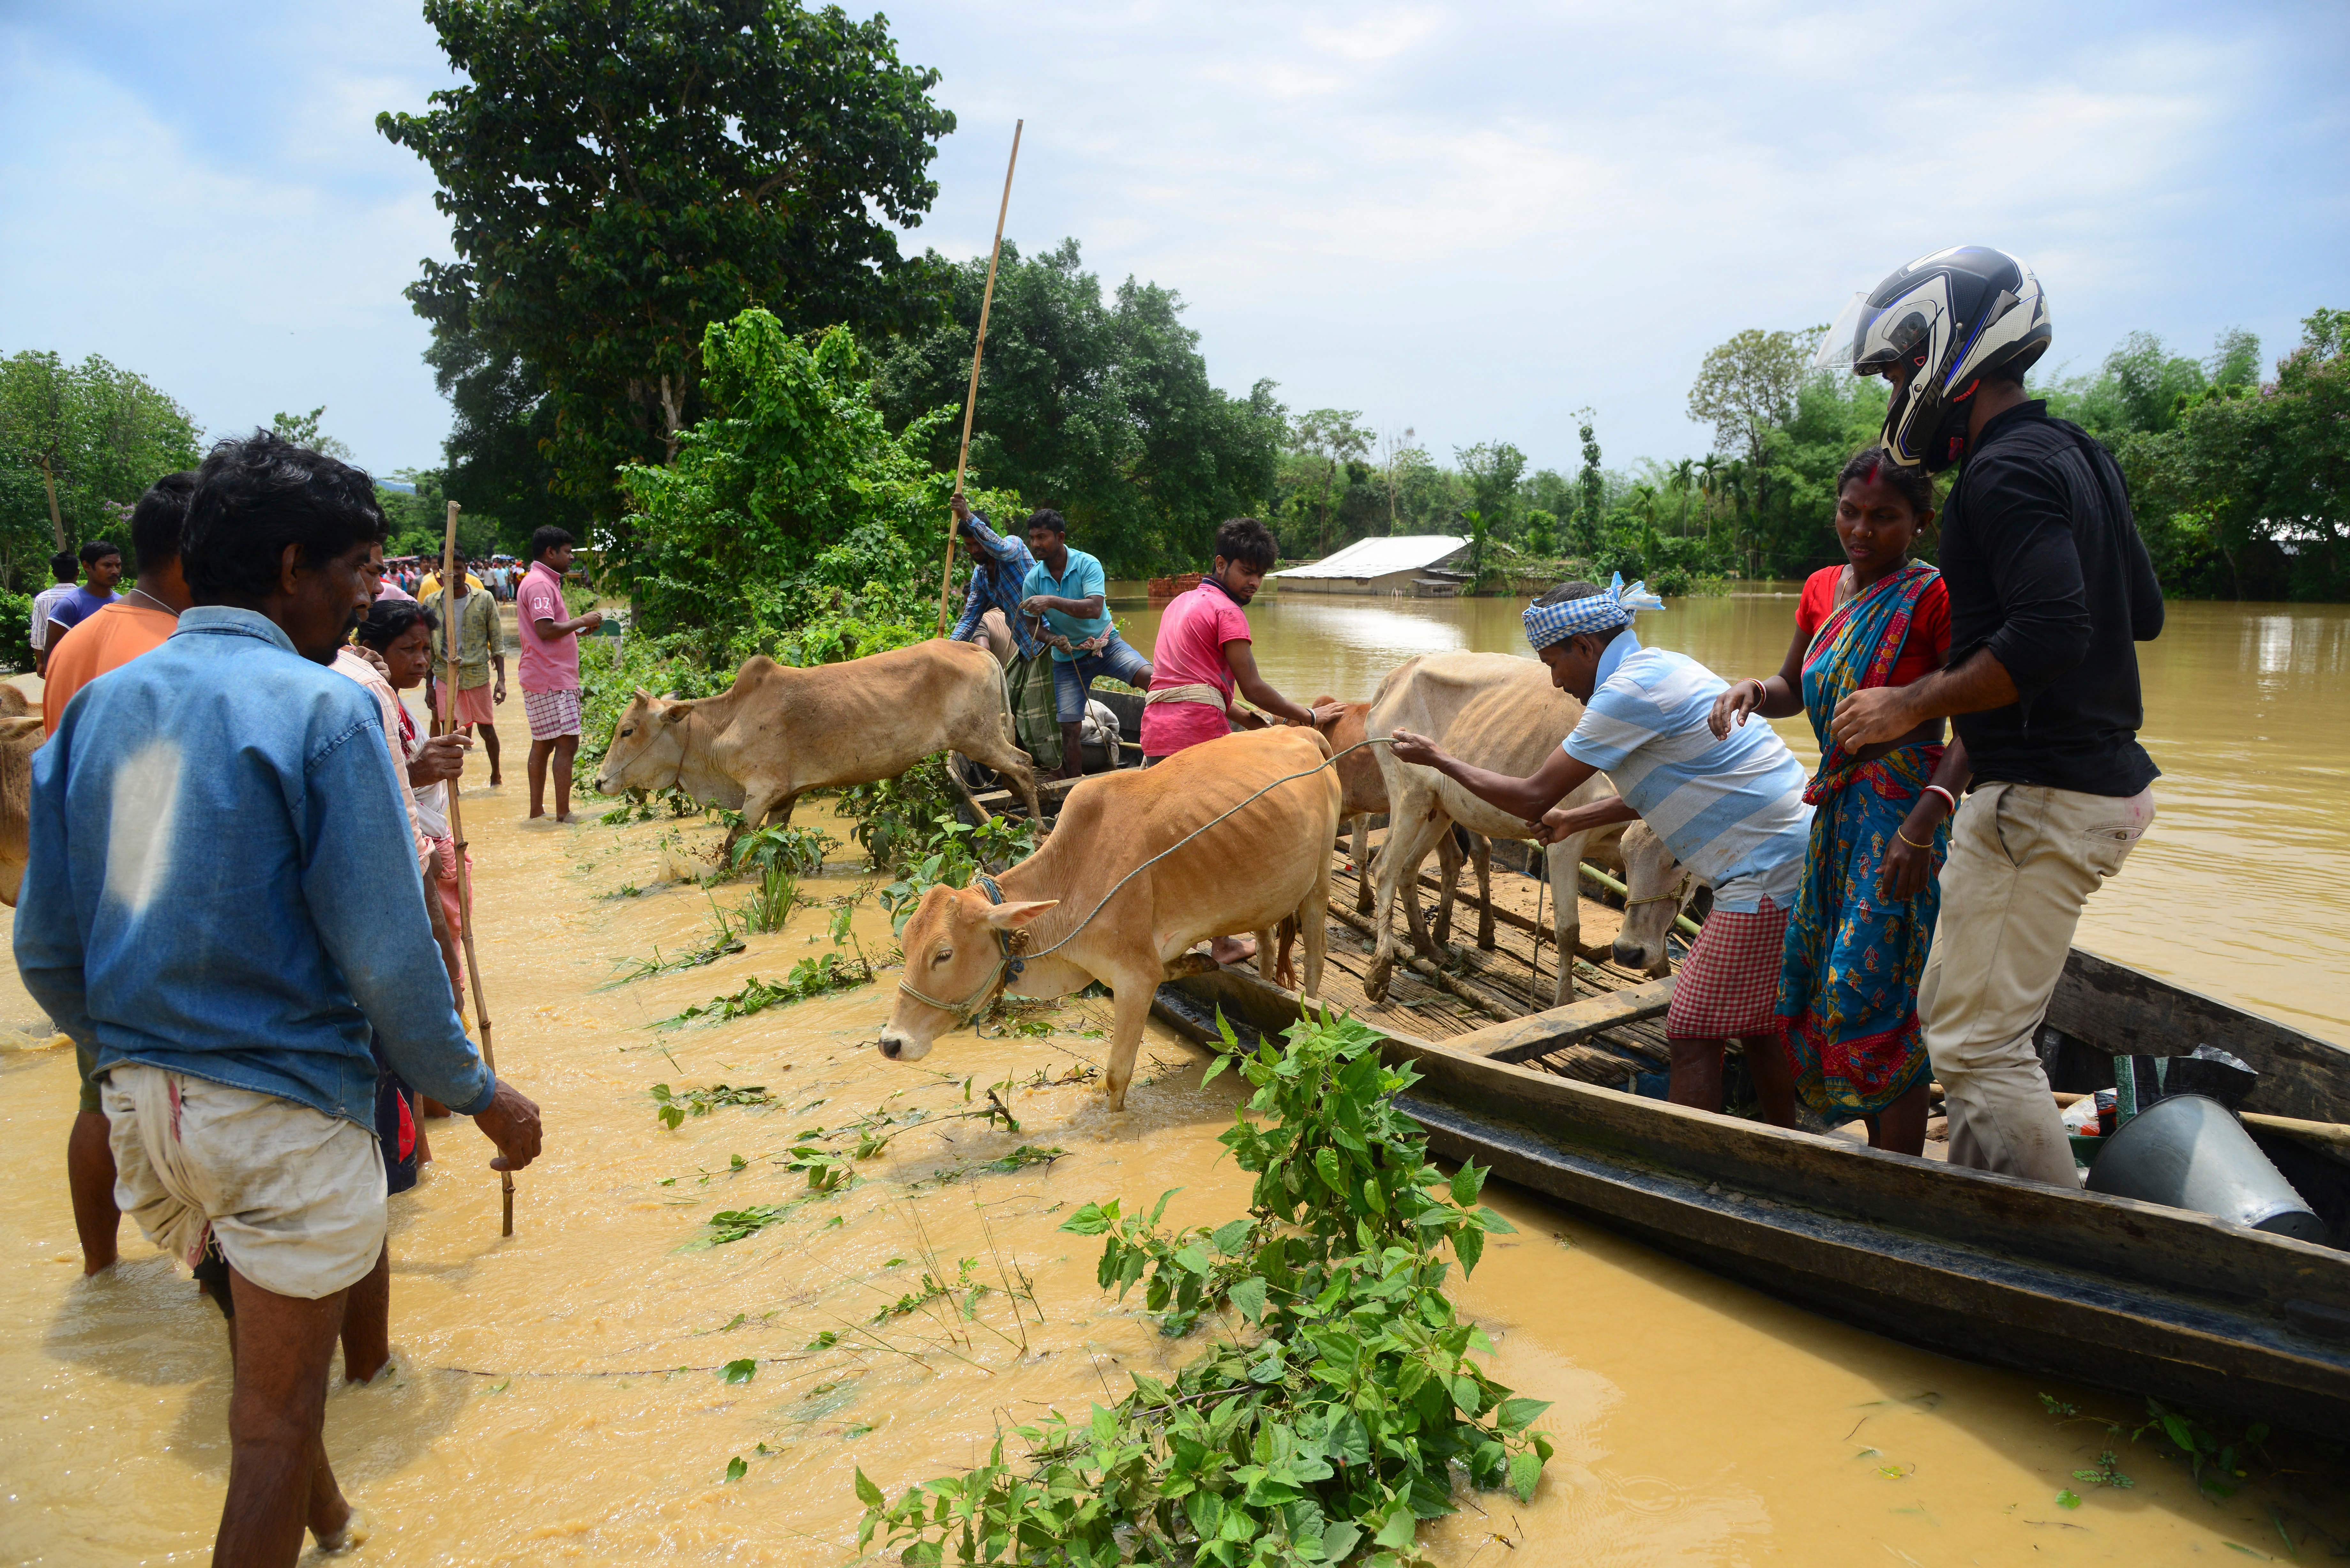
[1917,781,2155,1187]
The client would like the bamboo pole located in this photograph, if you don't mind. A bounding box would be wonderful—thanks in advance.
[935,119,1024,635]
[440,502,513,1236]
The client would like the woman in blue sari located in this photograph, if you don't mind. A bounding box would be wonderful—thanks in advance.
[1711,450,1972,1155]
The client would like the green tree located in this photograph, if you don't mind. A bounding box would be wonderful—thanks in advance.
[1455,441,1528,546]
[2121,308,2348,599]
[1574,410,1606,555]
[380,0,955,525]
[873,239,1285,573]
[614,307,1029,657]
[1291,409,1374,556]
[0,350,201,581]
[269,407,354,460]
[1523,507,1558,558]
[425,323,568,555]
[1688,328,1805,576]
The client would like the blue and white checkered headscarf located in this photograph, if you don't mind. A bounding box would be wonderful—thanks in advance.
[1522,572,1667,651]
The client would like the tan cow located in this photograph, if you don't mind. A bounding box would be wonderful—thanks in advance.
[879,727,1341,1111]
[1363,652,1619,1006]
[1609,821,1700,975]
[595,640,1041,851]
[0,714,46,907]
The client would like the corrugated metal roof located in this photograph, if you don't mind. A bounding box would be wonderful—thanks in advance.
[1270,535,1468,580]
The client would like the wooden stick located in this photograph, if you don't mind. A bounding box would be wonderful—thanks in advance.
[441,502,513,1236]
[935,119,1024,636]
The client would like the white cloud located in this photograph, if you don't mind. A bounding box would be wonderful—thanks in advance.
[2,0,2341,479]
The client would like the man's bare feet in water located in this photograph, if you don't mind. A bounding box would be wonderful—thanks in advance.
[1209,935,1257,966]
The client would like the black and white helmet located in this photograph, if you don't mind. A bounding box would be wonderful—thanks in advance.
[1814,246,2051,472]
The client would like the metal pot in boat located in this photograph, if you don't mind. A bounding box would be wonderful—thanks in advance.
[2086,1093,2327,1244]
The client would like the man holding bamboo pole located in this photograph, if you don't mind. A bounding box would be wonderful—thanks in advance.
[14,432,543,1563]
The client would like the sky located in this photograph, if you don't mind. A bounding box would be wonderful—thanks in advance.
[4,1,2345,483]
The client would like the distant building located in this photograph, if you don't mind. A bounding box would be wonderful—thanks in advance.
[1268,535,1471,597]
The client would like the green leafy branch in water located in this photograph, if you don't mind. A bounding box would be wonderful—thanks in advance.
[660,948,875,1029]
[857,1006,1553,1567]
[649,1082,775,1129]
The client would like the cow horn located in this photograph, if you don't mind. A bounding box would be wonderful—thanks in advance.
[633,686,653,702]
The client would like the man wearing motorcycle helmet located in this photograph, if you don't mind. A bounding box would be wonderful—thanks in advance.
[1818,246,2165,1189]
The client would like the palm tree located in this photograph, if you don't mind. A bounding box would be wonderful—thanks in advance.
[1629,483,1661,572]
[1669,458,1696,536]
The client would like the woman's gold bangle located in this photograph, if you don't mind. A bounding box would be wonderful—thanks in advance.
[1896,827,1935,850]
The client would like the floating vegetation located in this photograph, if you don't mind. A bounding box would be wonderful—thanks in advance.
[649,1082,775,1129]
[659,949,875,1029]
[705,1202,805,1245]
[915,1144,1067,1191]
[605,923,749,988]
[857,1006,1553,1564]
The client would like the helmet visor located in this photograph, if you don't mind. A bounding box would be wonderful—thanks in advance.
[1811,287,1947,378]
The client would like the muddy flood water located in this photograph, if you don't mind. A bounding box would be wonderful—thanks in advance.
[5,599,2348,1564]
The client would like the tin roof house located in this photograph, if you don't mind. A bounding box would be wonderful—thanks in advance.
[1267,535,1472,597]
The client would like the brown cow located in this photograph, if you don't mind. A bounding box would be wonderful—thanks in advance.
[879,727,1340,1110]
[594,640,1041,852]
[0,713,46,907]
[1364,652,1619,1005]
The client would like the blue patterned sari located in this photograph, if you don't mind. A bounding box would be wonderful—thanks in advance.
[1776,563,1945,1118]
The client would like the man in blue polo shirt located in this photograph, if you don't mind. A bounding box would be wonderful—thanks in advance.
[1389,576,1813,1122]
[1019,507,1152,779]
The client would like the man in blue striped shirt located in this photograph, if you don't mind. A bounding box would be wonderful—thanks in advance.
[1389,577,1812,1121]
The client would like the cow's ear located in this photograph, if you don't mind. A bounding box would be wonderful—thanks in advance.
[660,700,694,726]
[981,899,1058,930]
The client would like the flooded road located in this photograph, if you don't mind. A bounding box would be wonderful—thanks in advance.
[1120,586,2350,1048]
[5,755,2340,1561]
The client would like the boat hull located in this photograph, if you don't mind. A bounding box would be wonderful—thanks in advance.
[1153,969,2350,1437]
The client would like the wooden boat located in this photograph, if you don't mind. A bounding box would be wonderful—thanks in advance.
[963,695,2350,1436]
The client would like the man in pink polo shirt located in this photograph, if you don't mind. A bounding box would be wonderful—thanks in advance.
[515,525,603,821]
[1142,516,1330,963]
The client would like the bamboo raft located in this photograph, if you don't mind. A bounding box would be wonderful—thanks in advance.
[958,698,2350,1435]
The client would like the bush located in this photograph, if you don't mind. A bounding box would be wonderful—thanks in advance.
[0,587,34,675]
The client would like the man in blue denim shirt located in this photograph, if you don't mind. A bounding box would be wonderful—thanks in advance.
[14,431,542,1564]
[945,489,1040,662]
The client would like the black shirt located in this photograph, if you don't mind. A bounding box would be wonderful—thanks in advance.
[1937,400,2164,797]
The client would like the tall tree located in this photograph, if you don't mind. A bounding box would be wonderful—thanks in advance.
[380,0,955,523]
[0,351,201,570]
[1291,409,1374,556]
[872,239,1285,572]
[1574,410,1605,556]
[1688,328,1804,576]
[425,321,568,553]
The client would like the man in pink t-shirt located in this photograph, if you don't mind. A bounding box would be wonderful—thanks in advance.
[1142,516,1330,963]
[515,525,604,821]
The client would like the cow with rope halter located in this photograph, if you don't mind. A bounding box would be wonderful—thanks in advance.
[880,725,1341,1111]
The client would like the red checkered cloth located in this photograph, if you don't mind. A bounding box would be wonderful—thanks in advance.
[522,686,581,740]
[1665,899,1790,1041]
